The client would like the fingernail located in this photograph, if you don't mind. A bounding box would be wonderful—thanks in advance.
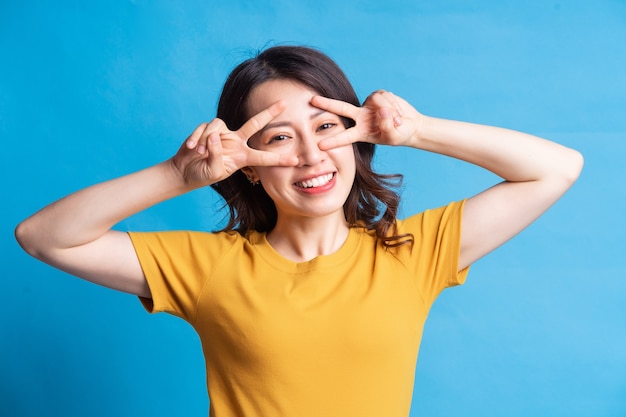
[197,145,206,154]
[394,117,403,126]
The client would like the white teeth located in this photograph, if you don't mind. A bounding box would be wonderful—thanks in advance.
[296,173,334,189]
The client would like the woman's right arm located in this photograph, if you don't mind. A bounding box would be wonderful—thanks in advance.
[15,161,189,297]
[15,102,295,297]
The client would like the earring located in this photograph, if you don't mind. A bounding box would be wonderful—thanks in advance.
[246,176,259,186]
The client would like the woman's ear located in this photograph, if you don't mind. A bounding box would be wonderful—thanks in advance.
[241,167,260,185]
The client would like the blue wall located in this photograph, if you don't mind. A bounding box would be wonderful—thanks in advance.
[2,1,625,416]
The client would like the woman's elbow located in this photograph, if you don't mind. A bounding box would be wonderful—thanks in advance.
[15,218,43,259]
[562,148,584,186]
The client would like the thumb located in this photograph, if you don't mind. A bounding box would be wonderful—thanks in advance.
[378,108,397,133]
[246,149,298,167]
[206,132,223,165]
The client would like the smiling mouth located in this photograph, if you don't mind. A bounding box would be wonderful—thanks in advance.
[294,173,335,189]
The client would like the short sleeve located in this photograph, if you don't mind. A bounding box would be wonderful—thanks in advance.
[396,200,470,309]
[128,231,238,322]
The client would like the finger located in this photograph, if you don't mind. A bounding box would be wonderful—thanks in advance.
[364,89,386,102]
[318,128,361,151]
[185,123,208,149]
[246,149,298,167]
[206,132,223,165]
[367,91,403,127]
[366,90,401,113]
[197,123,221,154]
[380,91,404,117]
[237,100,286,140]
[378,108,397,133]
[186,119,225,149]
[310,96,359,119]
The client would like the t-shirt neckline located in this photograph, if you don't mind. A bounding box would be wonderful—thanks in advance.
[248,227,363,274]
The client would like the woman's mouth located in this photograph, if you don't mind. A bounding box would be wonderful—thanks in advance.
[294,173,335,189]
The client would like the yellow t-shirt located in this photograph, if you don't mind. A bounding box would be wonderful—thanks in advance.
[129,200,469,417]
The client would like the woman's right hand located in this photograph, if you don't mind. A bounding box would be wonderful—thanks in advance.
[171,100,298,188]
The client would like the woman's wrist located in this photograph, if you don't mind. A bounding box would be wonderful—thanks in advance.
[162,158,199,194]
[406,113,431,149]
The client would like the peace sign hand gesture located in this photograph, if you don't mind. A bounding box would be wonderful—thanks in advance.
[310,91,424,150]
[171,101,297,188]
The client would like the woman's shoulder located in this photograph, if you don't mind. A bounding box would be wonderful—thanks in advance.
[128,228,249,249]
[396,199,466,231]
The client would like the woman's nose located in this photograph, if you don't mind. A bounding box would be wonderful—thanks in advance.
[296,135,325,166]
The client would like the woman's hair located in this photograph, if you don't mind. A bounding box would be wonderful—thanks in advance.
[212,45,411,248]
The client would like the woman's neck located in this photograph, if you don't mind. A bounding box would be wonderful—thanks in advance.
[267,213,350,262]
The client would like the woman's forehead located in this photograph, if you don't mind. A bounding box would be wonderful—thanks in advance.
[247,79,317,113]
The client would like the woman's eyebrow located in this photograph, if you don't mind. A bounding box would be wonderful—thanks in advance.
[260,121,291,133]
[309,109,328,119]
[258,110,331,134]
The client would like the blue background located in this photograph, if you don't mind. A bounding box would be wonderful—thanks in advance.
[2,1,625,416]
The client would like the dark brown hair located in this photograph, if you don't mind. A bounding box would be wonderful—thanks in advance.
[212,45,411,248]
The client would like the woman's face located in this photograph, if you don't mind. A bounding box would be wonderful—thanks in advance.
[245,79,357,223]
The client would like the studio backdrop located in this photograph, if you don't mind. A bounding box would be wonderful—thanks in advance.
[1,1,625,416]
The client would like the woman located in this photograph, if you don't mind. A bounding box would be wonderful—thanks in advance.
[15,46,583,416]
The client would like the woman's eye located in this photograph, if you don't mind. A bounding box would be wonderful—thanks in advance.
[268,134,290,144]
[317,122,336,132]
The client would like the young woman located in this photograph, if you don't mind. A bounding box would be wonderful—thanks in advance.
[15,46,583,416]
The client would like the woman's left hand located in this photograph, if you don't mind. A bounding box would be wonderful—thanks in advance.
[310,90,424,150]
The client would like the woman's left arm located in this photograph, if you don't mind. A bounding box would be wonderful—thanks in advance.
[311,92,584,270]
[413,115,583,270]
